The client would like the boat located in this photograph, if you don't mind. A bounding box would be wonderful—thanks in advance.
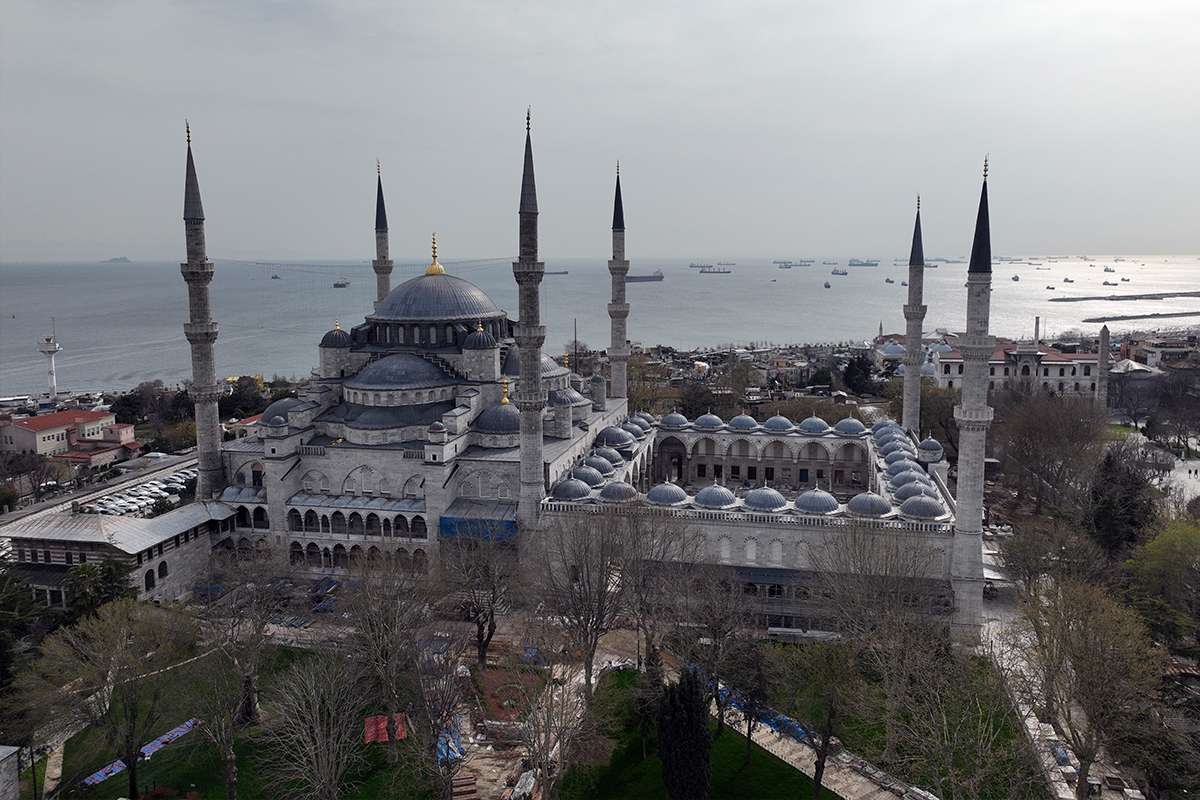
[1103,280,1118,286]
[1063,277,1074,283]
[1011,275,1020,282]
[544,270,569,275]
[777,263,793,269]
[1027,261,1044,266]
[716,261,736,267]
[847,259,879,267]
[1103,266,1116,273]
[821,260,838,265]
[699,266,731,274]
[901,281,908,286]
[823,281,831,288]
[924,263,938,268]
[271,274,281,280]
[333,279,350,288]
[771,260,789,264]
[831,268,848,276]
[1045,284,1056,289]
[1120,277,1130,282]
[796,259,814,265]
[626,269,664,282]
[1035,266,1050,270]
[689,263,713,269]
[885,277,895,284]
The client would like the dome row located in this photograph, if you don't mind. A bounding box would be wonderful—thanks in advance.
[658,412,867,436]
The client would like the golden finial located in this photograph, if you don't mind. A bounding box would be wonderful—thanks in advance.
[425,232,446,275]
[185,120,191,145]
[526,107,531,133]
[334,319,341,331]
[500,377,510,404]
[563,350,570,369]
[983,154,989,180]
[476,319,483,332]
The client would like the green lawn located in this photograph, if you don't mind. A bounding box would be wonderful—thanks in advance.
[561,670,838,800]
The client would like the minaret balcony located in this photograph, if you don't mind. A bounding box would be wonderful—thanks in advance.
[512,261,545,281]
[903,303,927,320]
[184,322,219,344]
[607,303,629,320]
[180,262,214,282]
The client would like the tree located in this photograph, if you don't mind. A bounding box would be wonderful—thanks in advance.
[658,668,710,800]
[1087,438,1161,556]
[616,513,700,667]
[0,560,38,690]
[439,526,517,667]
[187,652,244,800]
[518,661,589,800]
[633,644,664,758]
[257,653,368,800]
[679,380,715,420]
[1110,372,1160,429]
[808,366,832,387]
[62,559,135,618]
[1126,520,1200,648]
[15,599,196,799]
[532,514,628,701]
[841,353,876,395]
[727,640,769,768]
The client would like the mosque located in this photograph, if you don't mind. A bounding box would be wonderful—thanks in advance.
[178,117,994,641]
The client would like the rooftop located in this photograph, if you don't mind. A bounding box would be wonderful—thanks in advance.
[4,409,113,432]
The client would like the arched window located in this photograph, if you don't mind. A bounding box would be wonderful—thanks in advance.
[368,546,382,562]
[770,540,783,564]
[350,545,364,564]
[413,549,428,574]
[306,543,321,566]
[252,507,269,529]
[322,548,332,568]
[718,537,731,562]
[411,516,427,539]
[331,512,347,535]
[287,509,303,531]
[366,514,381,536]
[348,513,364,536]
[395,516,409,536]
[744,538,758,562]
[158,561,169,580]
[383,519,392,537]
[251,463,264,488]
[289,542,304,564]
[743,583,759,596]
[236,506,251,528]
[321,515,330,533]
[304,510,319,532]
[144,570,156,591]
[396,548,411,570]
[333,544,348,568]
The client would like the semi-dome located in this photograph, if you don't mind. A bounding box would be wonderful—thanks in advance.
[694,413,724,431]
[549,387,587,406]
[763,414,794,433]
[879,439,916,457]
[886,458,923,477]
[502,349,570,379]
[899,494,945,520]
[571,465,606,488]
[744,486,787,512]
[660,412,688,429]
[833,417,867,436]
[598,481,639,504]
[593,446,625,467]
[694,483,737,510]
[917,437,945,462]
[884,449,916,465]
[621,422,648,440]
[552,478,592,501]
[889,468,932,489]
[797,415,830,435]
[584,455,616,476]
[261,396,305,423]
[474,402,521,434]
[596,426,636,448]
[893,481,938,502]
[347,353,457,391]
[795,488,840,515]
[320,325,352,348]
[728,414,759,432]
[646,481,689,506]
[462,322,498,350]
[371,272,503,323]
[847,491,892,517]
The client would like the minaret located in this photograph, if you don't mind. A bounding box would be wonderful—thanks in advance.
[902,196,927,433]
[180,124,224,498]
[372,161,394,305]
[38,320,62,403]
[513,110,547,530]
[1096,325,1110,409]
[950,159,993,641]
[607,162,630,400]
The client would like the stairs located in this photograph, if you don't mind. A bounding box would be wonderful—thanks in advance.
[451,773,479,799]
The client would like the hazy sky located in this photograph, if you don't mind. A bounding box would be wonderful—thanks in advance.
[3,1,1198,262]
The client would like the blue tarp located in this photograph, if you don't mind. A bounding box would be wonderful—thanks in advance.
[436,719,464,764]
[82,719,199,786]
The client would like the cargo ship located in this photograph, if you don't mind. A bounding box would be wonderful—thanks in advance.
[626,270,664,282]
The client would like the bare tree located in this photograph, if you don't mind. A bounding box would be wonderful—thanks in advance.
[439,525,517,667]
[257,653,368,800]
[187,652,244,800]
[517,660,590,800]
[615,513,702,665]
[1110,372,1159,429]
[15,599,197,799]
[532,512,629,701]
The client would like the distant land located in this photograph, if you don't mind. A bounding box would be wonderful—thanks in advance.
[104,256,131,263]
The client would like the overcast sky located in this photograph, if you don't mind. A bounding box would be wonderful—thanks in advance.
[3,1,1198,262]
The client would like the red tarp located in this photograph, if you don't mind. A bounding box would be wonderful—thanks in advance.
[363,713,408,743]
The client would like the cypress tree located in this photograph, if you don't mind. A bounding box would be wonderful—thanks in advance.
[658,668,710,800]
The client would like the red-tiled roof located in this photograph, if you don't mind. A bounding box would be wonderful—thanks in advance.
[8,410,113,432]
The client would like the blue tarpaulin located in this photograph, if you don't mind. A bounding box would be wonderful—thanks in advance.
[438,498,518,541]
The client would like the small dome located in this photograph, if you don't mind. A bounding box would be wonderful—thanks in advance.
[596,426,636,448]
[502,349,570,379]
[347,352,457,391]
[646,482,689,506]
[879,439,916,458]
[660,412,689,429]
[629,416,654,432]
[900,494,945,520]
[549,388,587,406]
[463,323,498,350]
[871,418,899,433]
[847,491,892,517]
[797,415,830,435]
[584,455,616,476]
[874,428,908,446]
[694,413,724,431]
[886,458,923,477]
[889,468,932,489]
[320,326,352,348]
[552,478,593,501]
[634,411,657,425]
[571,465,606,488]
[893,482,938,502]
[744,486,787,512]
[795,488,840,515]
[879,341,906,357]
[917,437,944,462]
[267,415,287,427]
[728,414,759,431]
[593,446,625,467]
[621,422,648,441]
[598,481,639,504]
[694,483,737,510]
[429,421,446,433]
[474,402,521,434]
[834,417,867,436]
[763,414,794,433]
[884,449,915,465]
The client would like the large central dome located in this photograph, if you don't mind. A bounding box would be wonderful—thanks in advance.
[369,273,503,323]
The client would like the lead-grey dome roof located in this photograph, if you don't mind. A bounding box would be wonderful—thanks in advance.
[728,414,758,431]
[593,446,625,467]
[267,415,287,427]
[474,402,521,434]
[634,411,656,425]
[371,273,503,322]
[596,426,636,448]
[346,353,457,391]
[795,488,840,514]
[646,482,688,506]
[694,483,736,510]
[694,413,724,431]
[889,468,932,489]
[571,464,606,487]
[549,387,587,406]
[261,396,305,422]
[629,416,654,432]
[899,494,945,519]
[463,325,498,350]
[551,478,592,501]
[834,417,867,436]
[584,455,616,476]
[502,349,569,379]
[763,414,794,433]
[599,481,639,503]
[847,491,892,517]
[744,486,787,512]
[893,481,938,502]
[884,449,915,465]
[917,437,944,462]
[875,428,907,446]
[621,422,648,441]
[871,418,899,433]
[660,412,688,429]
[879,439,916,457]
[797,415,830,435]
[320,327,352,348]
[886,458,922,477]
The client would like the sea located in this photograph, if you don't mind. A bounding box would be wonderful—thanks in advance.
[1,255,1197,397]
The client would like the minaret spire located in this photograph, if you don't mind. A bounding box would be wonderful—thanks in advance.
[608,161,630,399]
[513,109,547,530]
[902,194,927,432]
[951,159,995,641]
[372,161,394,304]
[179,125,224,498]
